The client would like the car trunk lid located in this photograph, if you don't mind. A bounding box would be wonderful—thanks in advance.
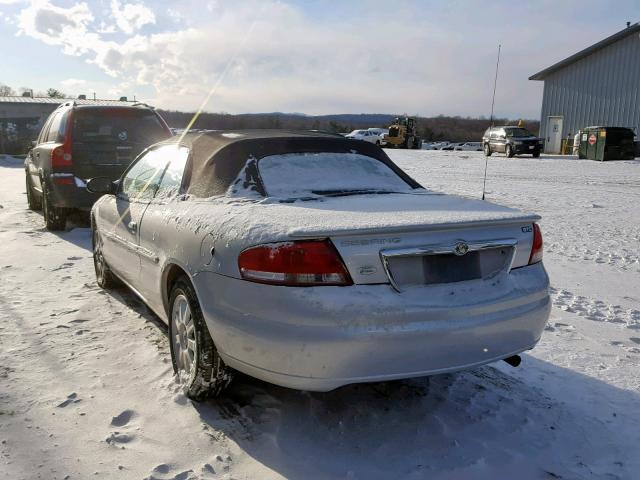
[278,193,538,288]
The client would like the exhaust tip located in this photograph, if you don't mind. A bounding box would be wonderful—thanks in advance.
[503,355,522,368]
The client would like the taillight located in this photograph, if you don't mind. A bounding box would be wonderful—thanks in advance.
[52,175,74,185]
[51,110,73,170]
[528,223,543,265]
[51,144,72,169]
[238,239,353,286]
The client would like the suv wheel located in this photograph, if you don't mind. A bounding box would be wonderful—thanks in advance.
[42,181,67,231]
[169,278,233,400]
[483,143,492,156]
[405,137,414,149]
[506,145,514,158]
[26,174,42,211]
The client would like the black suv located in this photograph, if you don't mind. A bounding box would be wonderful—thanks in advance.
[482,126,543,158]
[25,102,171,230]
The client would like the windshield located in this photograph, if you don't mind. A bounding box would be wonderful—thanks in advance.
[257,152,413,198]
[72,108,169,145]
[505,127,534,137]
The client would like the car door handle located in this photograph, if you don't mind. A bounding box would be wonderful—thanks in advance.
[128,221,137,231]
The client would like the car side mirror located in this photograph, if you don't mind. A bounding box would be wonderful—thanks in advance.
[31,140,37,148]
[87,177,115,195]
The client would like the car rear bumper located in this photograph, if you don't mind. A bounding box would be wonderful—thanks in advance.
[48,175,104,210]
[196,263,550,391]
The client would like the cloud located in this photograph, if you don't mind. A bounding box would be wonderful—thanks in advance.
[60,78,87,88]
[17,0,102,55]
[16,0,619,117]
[110,0,155,34]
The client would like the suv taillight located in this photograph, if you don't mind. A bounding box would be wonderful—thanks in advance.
[51,110,74,170]
[51,144,72,169]
[528,223,543,265]
[238,239,353,286]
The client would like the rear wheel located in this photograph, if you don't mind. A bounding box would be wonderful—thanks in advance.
[532,151,540,158]
[92,227,117,289]
[506,145,514,158]
[42,181,67,231]
[26,174,42,211]
[483,143,492,156]
[404,137,414,149]
[169,278,232,400]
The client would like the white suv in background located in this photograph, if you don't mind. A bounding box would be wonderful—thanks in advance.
[345,129,383,145]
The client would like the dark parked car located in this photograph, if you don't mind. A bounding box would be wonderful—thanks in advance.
[25,102,171,230]
[482,126,543,158]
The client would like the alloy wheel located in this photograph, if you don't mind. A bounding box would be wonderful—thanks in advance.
[93,232,105,285]
[171,294,197,379]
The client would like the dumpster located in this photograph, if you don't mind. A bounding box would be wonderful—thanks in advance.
[578,126,636,161]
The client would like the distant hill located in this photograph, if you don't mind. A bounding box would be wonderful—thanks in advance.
[157,110,539,143]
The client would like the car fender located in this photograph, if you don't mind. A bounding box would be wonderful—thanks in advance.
[159,257,197,316]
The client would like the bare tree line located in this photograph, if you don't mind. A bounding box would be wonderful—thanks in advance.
[0,83,65,98]
[159,110,539,143]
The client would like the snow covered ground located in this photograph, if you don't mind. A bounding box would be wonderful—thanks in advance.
[0,150,638,480]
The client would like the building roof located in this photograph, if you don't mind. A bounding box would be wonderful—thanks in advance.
[529,22,640,80]
[0,96,137,106]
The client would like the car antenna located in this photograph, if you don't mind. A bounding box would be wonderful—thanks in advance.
[482,44,501,201]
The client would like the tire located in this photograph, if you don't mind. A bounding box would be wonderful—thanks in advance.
[169,278,232,400]
[405,137,414,149]
[92,227,118,289]
[532,151,540,158]
[42,181,67,231]
[26,173,42,211]
[483,143,492,156]
[506,145,514,158]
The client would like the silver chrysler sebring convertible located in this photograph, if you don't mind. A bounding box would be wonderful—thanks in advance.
[88,131,550,399]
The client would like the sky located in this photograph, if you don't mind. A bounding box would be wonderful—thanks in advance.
[0,0,638,118]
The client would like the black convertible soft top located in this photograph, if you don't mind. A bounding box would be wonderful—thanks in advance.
[157,130,422,197]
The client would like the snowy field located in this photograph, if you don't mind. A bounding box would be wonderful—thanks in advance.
[0,150,639,480]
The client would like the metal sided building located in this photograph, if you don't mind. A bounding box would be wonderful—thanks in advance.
[530,22,640,154]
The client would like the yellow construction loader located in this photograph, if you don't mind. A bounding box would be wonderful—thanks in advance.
[383,116,422,149]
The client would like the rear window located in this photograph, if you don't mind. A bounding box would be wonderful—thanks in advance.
[72,108,169,145]
[256,152,413,198]
[505,128,534,137]
[45,110,69,143]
